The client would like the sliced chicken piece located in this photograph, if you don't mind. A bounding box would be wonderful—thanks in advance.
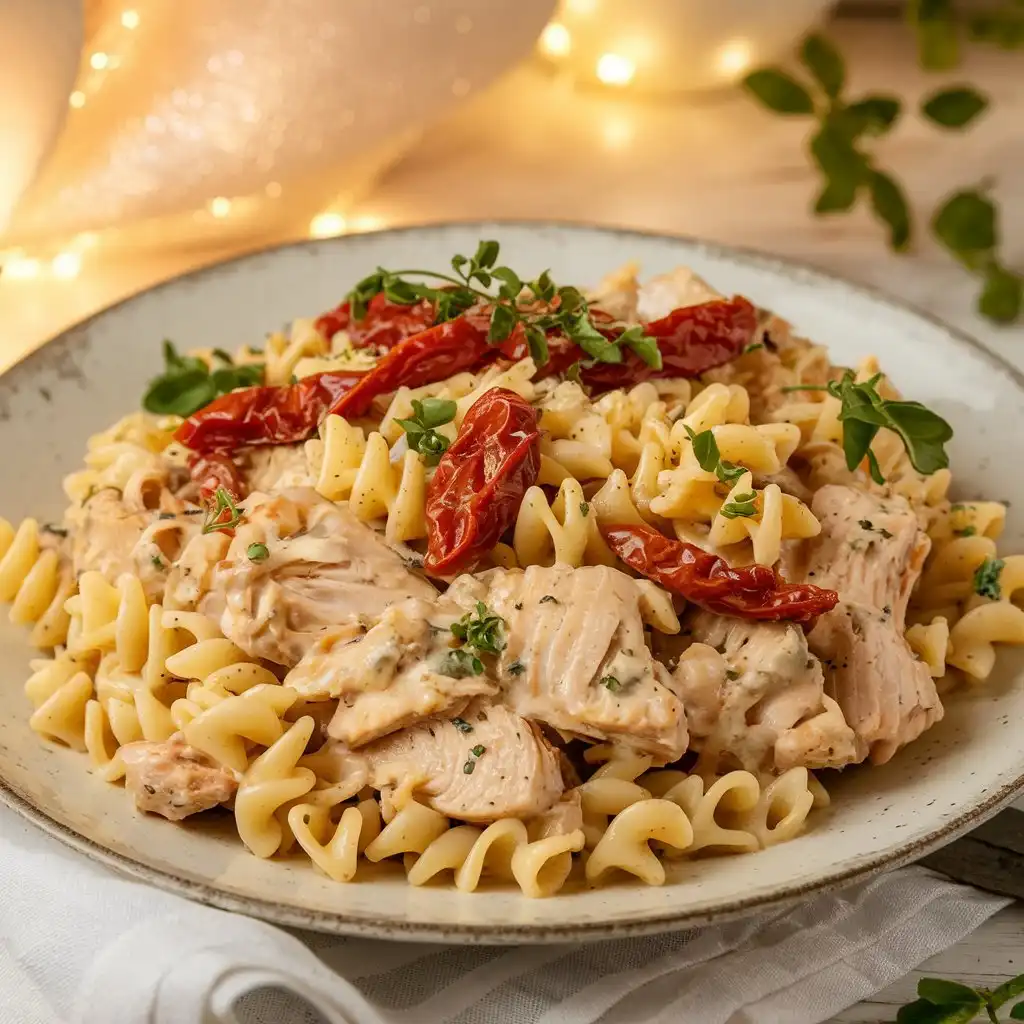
[796,485,942,764]
[361,699,563,822]
[446,564,688,762]
[671,610,859,775]
[121,735,237,821]
[239,444,315,492]
[589,261,641,322]
[529,789,584,839]
[284,599,497,747]
[70,486,201,602]
[636,267,723,322]
[174,488,437,666]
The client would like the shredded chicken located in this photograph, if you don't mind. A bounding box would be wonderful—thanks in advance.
[121,735,237,821]
[447,565,689,762]
[168,488,436,666]
[239,444,315,492]
[794,485,943,764]
[284,599,497,747]
[360,699,564,822]
[667,610,859,774]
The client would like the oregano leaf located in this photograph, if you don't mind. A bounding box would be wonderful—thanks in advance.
[742,69,815,115]
[800,34,845,98]
[978,264,1024,323]
[932,190,997,263]
[845,95,902,135]
[869,170,912,251]
[921,86,989,128]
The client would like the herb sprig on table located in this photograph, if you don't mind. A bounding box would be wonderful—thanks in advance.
[345,240,662,371]
[742,22,1023,325]
[896,972,1024,1023]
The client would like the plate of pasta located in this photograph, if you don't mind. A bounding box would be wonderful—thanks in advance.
[1,222,1023,942]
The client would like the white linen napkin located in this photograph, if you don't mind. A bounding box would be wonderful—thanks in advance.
[0,804,1008,1024]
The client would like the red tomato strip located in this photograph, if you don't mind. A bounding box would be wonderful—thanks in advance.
[315,293,436,351]
[174,370,365,455]
[326,315,495,421]
[188,452,247,502]
[424,388,541,576]
[601,522,838,624]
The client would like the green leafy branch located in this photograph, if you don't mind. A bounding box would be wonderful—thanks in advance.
[909,0,1024,70]
[743,29,1022,324]
[346,240,661,371]
[143,342,263,417]
[897,972,1024,1023]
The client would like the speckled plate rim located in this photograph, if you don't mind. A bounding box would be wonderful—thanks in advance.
[2,219,1023,944]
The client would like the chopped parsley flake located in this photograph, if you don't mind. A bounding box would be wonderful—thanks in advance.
[956,526,977,537]
[720,491,758,519]
[247,542,270,563]
[725,669,740,681]
[471,744,486,757]
[452,717,473,733]
[507,658,525,676]
[599,675,622,692]
[440,649,484,678]
[579,501,590,517]
[540,595,559,604]
[973,557,1005,601]
[450,601,506,655]
[151,555,164,569]
[858,518,893,539]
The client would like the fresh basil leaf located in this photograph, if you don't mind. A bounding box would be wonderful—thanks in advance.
[992,974,1024,1007]
[845,95,902,135]
[531,270,556,303]
[556,285,587,315]
[921,86,989,128]
[488,303,518,343]
[869,170,912,251]
[932,190,997,265]
[571,315,621,363]
[742,69,815,115]
[720,492,758,519]
[917,978,984,1008]
[143,371,217,416]
[895,998,979,1024]
[978,264,1023,323]
[809,121,869,198]
[1009,1000,1024,1021]
[800,34,845,98]
[841,415,881,476]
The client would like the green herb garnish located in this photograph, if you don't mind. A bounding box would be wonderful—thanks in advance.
[151,554,164,569]
[858,518,894,539]
[450,601,506,656]
[143,341,263,417]
[344,240,662,371]
[247,542,269,563]
[451,717,473,733]
[894,969,1024,1023]
[539,595,559,605]
[956,525,977,537]
[395,397,457,465]
[973,556,1005,600]
[720,492,758,519]
[781,370,952,484]
[507,658,525,676]
[599,675,622,692]
[463,744,487,775]
[202,487,243,534]
[685,426,747,484]
[440,649,484,679]
[579,501,590,517]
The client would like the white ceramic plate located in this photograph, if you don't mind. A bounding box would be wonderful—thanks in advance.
[2,222,1022,943]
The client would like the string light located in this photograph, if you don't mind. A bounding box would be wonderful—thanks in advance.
[539,23,572,57]
[208,196,232,218]
[716,40,752,76]
[51,252,81,279]
[90,52,110,70]
[595,53,635,86]
[3,256,41,280]
[69,91,86,109]
[309,212,346,238]
[121,10,140,29]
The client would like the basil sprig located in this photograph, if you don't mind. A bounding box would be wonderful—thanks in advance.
[395,397,457,465]
[142,341,263,417]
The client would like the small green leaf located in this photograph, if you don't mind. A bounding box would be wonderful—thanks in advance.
[978,264,1023,324]
[414,397,458,429]
[473,239,500,269]
[809,120,869,200]
[896,999,981,1024]
[800,34,845,98]
[974,556,1005,600]
[246,542,269,563]
[720,492,758,519]
[921,86,989,128]
[1010,1001,1024,1021]
[869,171,912,251]
[742,69,815,115]
[619,325,662,369]
[525,325,550,367]
[143,371,217,417]
[992,974,1024,1007]
[918,978,984,1007]
[491,266,523,300]
[932,190,998,263]
[845,95,902,136]
[488,303,518,343]
[599,675,622,692]
[815,175,861,214]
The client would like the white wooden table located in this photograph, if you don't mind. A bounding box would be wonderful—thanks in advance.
[0,14,1021,1021]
